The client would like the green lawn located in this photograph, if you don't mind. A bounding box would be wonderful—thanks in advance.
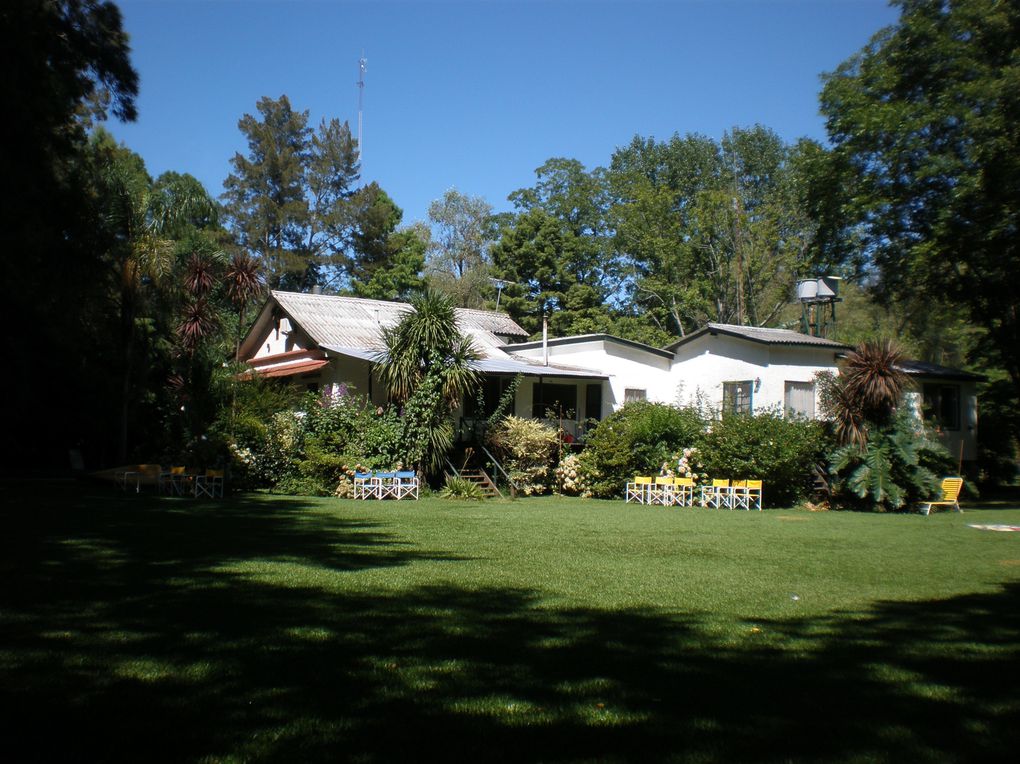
[3,483,1020,762]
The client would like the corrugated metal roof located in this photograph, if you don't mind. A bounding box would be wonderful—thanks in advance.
[897,360,986,381]
[505,333,674,360]
[666,323,851,351]
[320,345,606,379]
[475,354,608,379]
[272,291,527,350]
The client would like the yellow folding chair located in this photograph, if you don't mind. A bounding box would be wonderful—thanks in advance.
[674,477,695,507]
[162,466,190,496]
[195,469,224,498]
[730,480,748,510]
[745,480,763,511]
[650,476,676,506]
[626,476,653,504]
[921,477,964,516]
[702,479,731,508]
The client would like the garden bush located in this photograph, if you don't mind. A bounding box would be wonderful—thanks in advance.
[225,385,413,496]
[554,453,585,495]
[439,475,486,500]
[829,410,953,511]
[488,416,559,495]
[695,409,829,507]
[298,390,404,488]
[576,402,704,498]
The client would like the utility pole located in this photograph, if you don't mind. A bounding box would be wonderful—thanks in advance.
[357,53,366,165]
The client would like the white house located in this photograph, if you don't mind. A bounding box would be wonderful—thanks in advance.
[238,291,982,461]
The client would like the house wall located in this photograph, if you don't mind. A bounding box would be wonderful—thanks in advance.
[251,318,309,359]
[319,356,387,406]
[669,334,841,414]
[514,377,603,437]
[512,339,673,417]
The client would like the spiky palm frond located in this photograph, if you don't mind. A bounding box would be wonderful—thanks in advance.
[225,252,265,307]
[841,340,910,425]
[177,298,218,352]
[184,253,217,296]
[441,335,482,408]
[376,290,481,406]
[820,372,868,447]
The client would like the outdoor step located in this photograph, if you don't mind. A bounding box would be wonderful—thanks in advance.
[452,469,502,498]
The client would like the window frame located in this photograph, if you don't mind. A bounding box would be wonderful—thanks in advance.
[624,388,647,404]
[784,380,816,419]
[722,380,753,415]
[923,383,961,431]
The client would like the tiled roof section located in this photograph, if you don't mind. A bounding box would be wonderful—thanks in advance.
[897,360,986,381]
[665,323,851,351]
[272,291,527,349]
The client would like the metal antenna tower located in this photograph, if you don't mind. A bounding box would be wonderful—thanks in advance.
[357,53,366,164]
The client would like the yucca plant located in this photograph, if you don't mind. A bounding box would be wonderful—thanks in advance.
[376,290,481,408]
[225,252,265,361]
[820,341,911,447]
[439,475,486,500]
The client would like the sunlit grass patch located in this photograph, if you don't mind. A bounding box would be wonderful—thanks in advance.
[2,486,1020,761]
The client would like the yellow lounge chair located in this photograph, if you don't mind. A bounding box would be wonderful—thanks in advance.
[921,477,964,516]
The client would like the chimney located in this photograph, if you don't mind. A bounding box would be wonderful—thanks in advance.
[542,314,549,366]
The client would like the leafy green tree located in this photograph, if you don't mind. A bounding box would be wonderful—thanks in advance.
[222,95,360,291]
[495,159,617,336]
[609,127,816,338]
[0,0,139,467]
[87,130,223,459]
[819,0,1020,402]
[344,184,427,300]
[426,189,495,308]
[351,223,428,301]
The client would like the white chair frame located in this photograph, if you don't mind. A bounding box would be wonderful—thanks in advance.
[353,472,374,500]
[194,471,224,499]
[625,478,653,504]
[394,471,419,500]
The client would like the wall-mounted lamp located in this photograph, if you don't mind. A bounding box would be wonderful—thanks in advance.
[754,377,762,393]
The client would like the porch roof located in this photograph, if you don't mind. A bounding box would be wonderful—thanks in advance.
[321,344,607,379]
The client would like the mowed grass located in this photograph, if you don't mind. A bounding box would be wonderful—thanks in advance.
[3,483,1020,762]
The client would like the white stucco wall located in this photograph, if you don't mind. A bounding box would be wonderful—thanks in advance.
[251,318,309,360]
[669,334,842,415]
[512,339,673,417]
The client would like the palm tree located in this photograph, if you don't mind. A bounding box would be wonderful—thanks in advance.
[821,340,911,447]
[841,340,910,427]
[376,290,481,407]
[376,291,482,475]
[96,139,217,460]
[225,252,265,362]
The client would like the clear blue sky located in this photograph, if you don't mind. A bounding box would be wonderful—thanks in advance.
[105,0,899,226]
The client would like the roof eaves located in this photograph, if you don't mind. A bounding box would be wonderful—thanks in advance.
[505,333,674,360]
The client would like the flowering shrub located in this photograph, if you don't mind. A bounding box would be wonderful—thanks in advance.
[226,384,416,496]
[578,402,704,498]
[488,416,558,495]
[554,453,588,495]
[696,409,829,507]
[660,447,708,484]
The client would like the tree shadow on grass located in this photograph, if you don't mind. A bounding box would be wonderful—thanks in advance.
[2,485,1019,762]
